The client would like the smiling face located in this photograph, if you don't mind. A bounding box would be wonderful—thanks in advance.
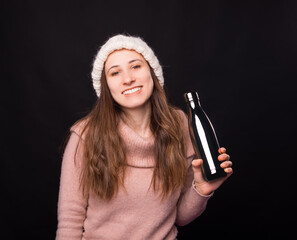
[104,49,154,112]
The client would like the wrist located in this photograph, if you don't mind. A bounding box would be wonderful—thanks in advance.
[193,180,214,197]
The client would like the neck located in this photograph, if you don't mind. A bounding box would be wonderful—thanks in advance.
[120,102,152,138]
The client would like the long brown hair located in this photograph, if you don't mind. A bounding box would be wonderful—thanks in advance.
[74,66,188,201]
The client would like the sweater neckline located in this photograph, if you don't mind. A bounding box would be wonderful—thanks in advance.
[118,118,155,168]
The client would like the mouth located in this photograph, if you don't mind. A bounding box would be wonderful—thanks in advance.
[122,86,142,95]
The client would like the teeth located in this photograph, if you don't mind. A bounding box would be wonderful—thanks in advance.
[123,87,141,95]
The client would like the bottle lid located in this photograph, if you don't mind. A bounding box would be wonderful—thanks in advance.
[184,91,199,103]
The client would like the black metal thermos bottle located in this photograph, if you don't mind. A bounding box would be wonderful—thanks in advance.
[184,91,226,181]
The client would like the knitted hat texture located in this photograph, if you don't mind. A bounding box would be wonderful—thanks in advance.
[91,34,164,97]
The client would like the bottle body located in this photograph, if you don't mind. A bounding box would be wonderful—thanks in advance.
[184,91,226,181]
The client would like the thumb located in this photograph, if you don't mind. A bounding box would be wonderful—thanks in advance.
[191,159,204,181]
[192,159,203,174]
[192,158,203,169]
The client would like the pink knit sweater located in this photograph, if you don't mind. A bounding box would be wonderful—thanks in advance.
[56,112,213,240]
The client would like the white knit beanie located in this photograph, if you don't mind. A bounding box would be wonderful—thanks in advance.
[91,34,164,97]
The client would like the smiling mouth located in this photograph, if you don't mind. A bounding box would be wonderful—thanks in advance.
[122,86,142,95]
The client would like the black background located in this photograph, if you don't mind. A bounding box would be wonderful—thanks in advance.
[2,0,297,239]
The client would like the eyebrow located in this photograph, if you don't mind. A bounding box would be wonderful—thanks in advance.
[106,59,144,74]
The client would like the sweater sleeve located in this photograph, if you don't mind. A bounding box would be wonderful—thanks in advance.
[175,110,213,226]
[56,125,88,240]
[175,155,213,226]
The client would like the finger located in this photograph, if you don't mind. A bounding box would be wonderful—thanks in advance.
[218,147,226,154]
[224,167,233,174]
[220,160,233,168]
[218,153,230,162]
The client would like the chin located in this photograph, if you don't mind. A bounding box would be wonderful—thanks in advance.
[120,99,150,110]
[121,103,145,110]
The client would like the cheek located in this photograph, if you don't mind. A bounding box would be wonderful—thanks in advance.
[148,80,154,95]
[106,79,118,95]
[146,76,154,93]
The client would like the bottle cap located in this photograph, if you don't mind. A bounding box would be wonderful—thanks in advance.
[184,91,199,103]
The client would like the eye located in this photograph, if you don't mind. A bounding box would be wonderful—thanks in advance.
[111,71,119,76]
[132,65,141,70]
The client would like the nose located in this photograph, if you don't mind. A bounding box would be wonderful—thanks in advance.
[122,71,135,85]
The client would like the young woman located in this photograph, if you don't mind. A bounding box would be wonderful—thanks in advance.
[56,34,233,240]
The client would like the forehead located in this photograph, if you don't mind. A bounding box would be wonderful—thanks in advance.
[105,49,146,67]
